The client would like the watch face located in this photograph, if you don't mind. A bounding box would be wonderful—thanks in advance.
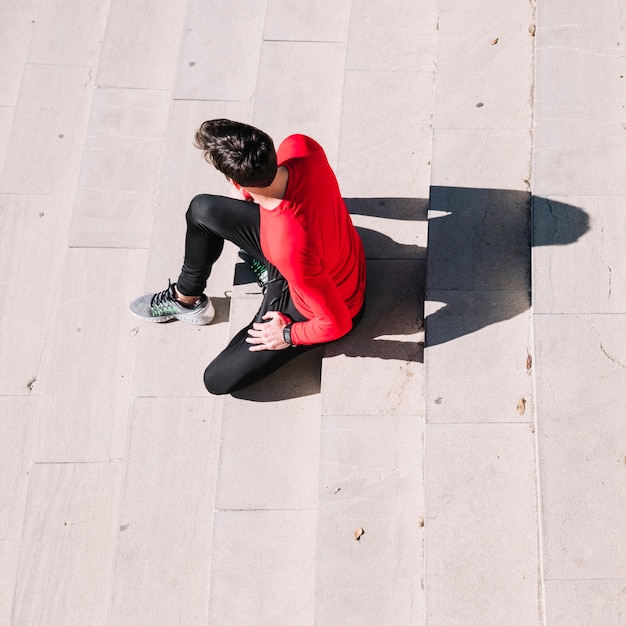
[283,325,292,344]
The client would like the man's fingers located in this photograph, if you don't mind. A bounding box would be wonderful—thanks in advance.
[245,314,288,352]
[246,327,269,346]
[245,334,269,351]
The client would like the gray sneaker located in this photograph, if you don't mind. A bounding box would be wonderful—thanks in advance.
[130,281,215,325]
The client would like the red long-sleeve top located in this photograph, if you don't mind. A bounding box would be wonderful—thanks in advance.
[259,135,366,346]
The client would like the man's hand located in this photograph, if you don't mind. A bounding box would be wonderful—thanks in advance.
[246,311,290,351]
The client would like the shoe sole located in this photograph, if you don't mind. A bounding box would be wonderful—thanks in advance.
[130,303,215,325]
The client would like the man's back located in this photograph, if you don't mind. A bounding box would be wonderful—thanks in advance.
[259,134,366,345]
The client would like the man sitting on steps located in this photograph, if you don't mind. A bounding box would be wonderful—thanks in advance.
[130,119,366,395]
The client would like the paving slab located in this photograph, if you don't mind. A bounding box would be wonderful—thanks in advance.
[423,187,532,420]
[34,248,147,462]
[96,0,188,90]
[107,397,220,626]
[427,186,530,290]
[322,259,425,417]
[434,0,534,130]
[425,293,532,423]
[0,63,94,195]
[543,579,626,626]
[216,394,321,510]
[424,422,540,625]
[69,87,170,249]
[533,2,626,196]
[346,0,438,72]
[0,539,20,626]
[208,510,317,625]
[0,0,38,107]
[346,197,429,261]
[0,106,12,173]
[533,195,624,314]
[534,313,626,581]
[264,0,351,43]
[130,308,233,399]
[316,517,423,625]
[174,0,266,101]
[319,414,422,519]
[0,194,73,395]
[531,2,626,619]
[315,413,424,624]
[337,69,433,197]
[26,0,110,66]
[431,128,532,190]
[253,41,346,167]
[11,463,120,626]
[0,397,39,540]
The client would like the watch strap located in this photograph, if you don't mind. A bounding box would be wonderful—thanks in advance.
[282,323,293,346]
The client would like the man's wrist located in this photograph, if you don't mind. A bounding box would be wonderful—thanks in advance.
[282,323,294,346]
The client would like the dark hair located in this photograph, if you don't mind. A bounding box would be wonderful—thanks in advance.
[194,119,277,187]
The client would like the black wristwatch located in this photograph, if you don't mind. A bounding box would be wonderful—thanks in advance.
[282,323,293,346]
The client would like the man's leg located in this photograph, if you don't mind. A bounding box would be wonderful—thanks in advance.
[172,193,313,395]
[203,274,315,395]
[204,274,367,395]
[175,193,266,297]
[130,193,265,324]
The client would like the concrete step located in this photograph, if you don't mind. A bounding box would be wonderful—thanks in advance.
[422,0,541,623]
[530,0,626,621]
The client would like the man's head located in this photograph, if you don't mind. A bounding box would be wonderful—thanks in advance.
[195,119,277,188]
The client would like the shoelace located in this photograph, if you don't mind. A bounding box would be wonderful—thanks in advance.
[150,280,176,308]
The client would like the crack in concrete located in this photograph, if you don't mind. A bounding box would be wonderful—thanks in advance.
[538,46,625,58]
[587,316,625,369]
[599,211,613,304]
[600,343,625,369]
[540,24,583,30]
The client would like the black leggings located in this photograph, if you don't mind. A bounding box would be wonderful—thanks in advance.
[177,194,316,395]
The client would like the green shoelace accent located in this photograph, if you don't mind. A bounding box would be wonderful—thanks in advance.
[152,301,179,316]
[249,258,268,284]
[149,281,180,316]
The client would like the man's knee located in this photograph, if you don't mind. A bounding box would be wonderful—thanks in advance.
[203,362,233,396]
[186,194,222,229]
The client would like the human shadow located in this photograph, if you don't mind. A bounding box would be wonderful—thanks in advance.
[231,190,589,401]
[425,188,590,347]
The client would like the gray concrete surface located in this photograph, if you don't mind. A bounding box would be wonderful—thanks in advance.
[531,1,626,622]
[0,0,624,624]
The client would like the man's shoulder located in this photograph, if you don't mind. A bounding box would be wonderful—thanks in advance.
[277,134,324,163]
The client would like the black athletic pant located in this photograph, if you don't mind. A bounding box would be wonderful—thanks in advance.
[176,194,316,395]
